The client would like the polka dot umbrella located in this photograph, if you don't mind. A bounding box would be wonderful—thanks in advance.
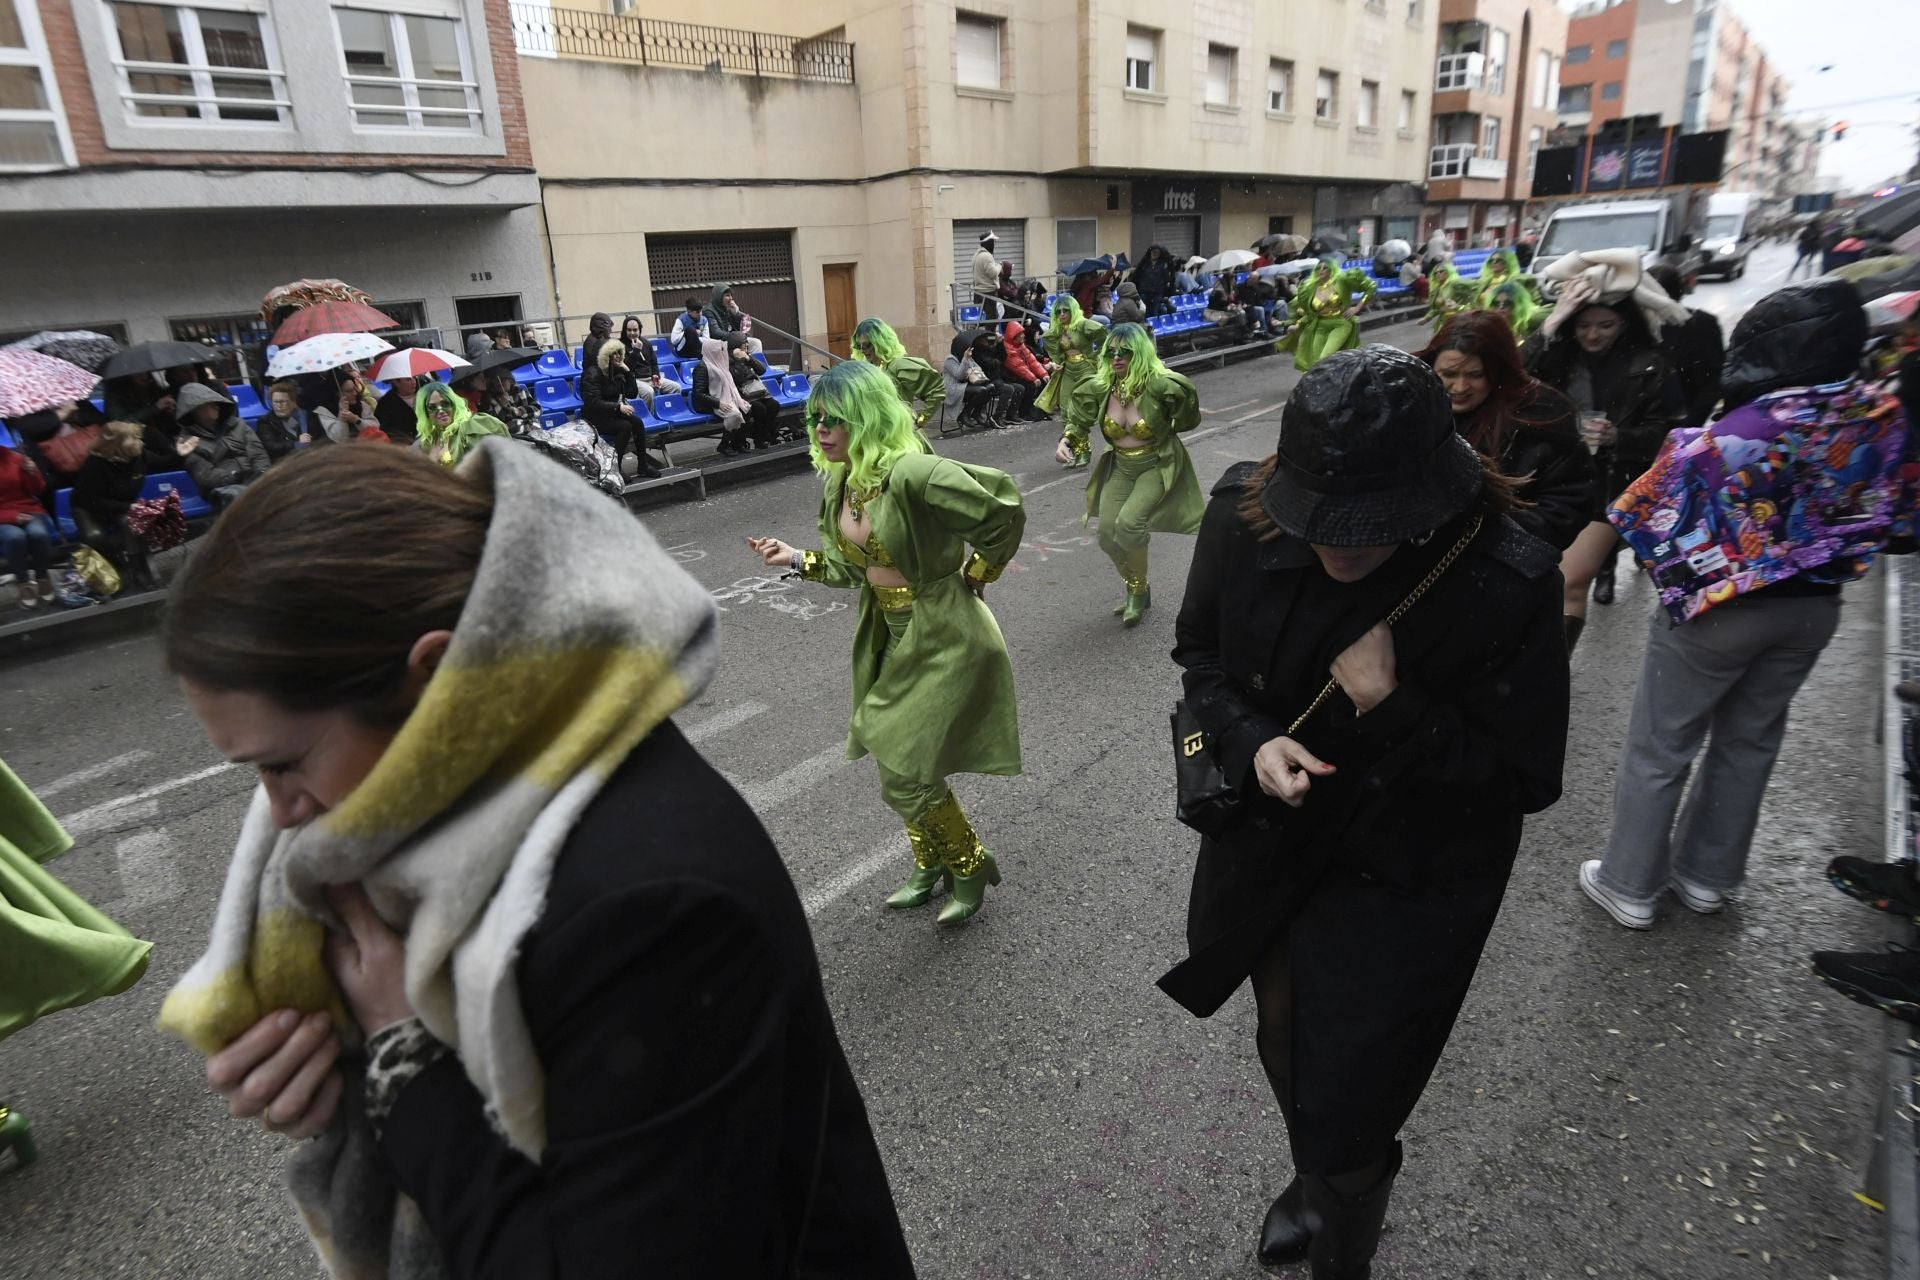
[0,345,101,418]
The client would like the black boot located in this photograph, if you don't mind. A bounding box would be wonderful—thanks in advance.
[1299,1142,1402,1280]
[1591,556,1616,606]
[1258,1178,1312,1265]
[1564,615,1585,654]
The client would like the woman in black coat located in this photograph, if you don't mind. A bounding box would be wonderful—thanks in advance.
[1523,282,1685,648]
[1160,347,1569,1279]
[73,420,149,584]
[1417,310,1593,553]
[579,337,642,464]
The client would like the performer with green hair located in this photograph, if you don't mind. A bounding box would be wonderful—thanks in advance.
[1486,279,1543,340]
[851,316,945,428]
[748,361,1026,925]
[1474,247,1542,308]
[1275,257,1376,372]
[1054,321,1203,627]
[1423,269,1481,335]
[414,380,509,468]
[1036,296,1108,460]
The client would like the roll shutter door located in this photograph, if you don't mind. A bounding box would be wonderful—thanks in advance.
[1150,215,1200,260]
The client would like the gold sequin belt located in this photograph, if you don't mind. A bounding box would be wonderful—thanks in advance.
[1065,352,1087,364]
[868,581,915,612]
[1110,442,1155,461]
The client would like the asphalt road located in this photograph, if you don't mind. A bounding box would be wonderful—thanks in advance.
[0,243,1893,1278]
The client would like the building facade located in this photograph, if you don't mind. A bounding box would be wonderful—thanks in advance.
[512,0,1437,362]
[0,0,546,380]
[1420,0,1566,247]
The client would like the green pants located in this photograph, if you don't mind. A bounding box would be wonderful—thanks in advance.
[1097,451,1164,592]
[870,602,987,875]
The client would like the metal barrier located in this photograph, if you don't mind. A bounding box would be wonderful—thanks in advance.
[509,3,855,82]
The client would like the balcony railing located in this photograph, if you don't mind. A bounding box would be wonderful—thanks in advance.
[1435,52,1484,92]
[1429,143,1505,181]
[509,3,855,83]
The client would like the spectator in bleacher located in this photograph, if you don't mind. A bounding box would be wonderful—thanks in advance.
[492,329,519,350]
[451,334,495,415]
[851,317,945,428]
[0,440,55,608]
[1237,274,1282,338]
[995,262,1020,319]
[1204,283,1252,339]
[969,332,1027,426]
[581,337,651,476]
[972,231,1003,322]
[1093,287,1115,322]
[1111,281,1149,327]
[414,380,510,469]
[1647,265,1725,429]
[479,372,539,441]
[1070,269,1103,316]
[73,421,150,588]
[173,383,268,509]
[581,314,614,373]
[620,315,682,411]
[308,369,378,443]
[943,332,1003,430]
[7,401,100,494]
[1001,320,1051,421]
[1133,244,1177,317]
[255,380,317,463]
[375,375,419,445]
[729,342,782,448]
[104,373,170,432]
[703,285,765,360]
[671,297,708,360]
[1018,278,1049,318]
[692,337,758,457]
[1175,259,1203,295]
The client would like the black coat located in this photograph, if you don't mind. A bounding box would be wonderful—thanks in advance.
[1524,330,1686,514]
[254,411,313,462]
[1456,382,1595,552]
[622,337,661,382]
[1159,470,1569,1172]
[72,454,145,522]
[381,722,916,1279]
[375,389,418,444]
[1661,307,1725,427]
[579,361,637,434]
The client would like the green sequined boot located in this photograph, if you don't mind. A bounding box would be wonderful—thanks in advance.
[0,1106,37,1172]
[885,864,952,909]
[937,852,1002,926]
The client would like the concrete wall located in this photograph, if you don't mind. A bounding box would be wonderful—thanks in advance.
[1619,0,1688,128]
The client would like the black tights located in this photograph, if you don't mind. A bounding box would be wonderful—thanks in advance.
[1252,938,1393,1196]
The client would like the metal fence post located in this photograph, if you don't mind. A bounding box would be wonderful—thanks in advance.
[639,17,649,66]
[751,31,762,78]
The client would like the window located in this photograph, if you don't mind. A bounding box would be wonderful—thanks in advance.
[1565,44,1590,64]
[1357,79,1378,128]
[455,295,521,347]
[1600,81,1621,102]
[1266,58,1293,113]
[954,12,1001,91]
[1558,83,1590,114]
[1267,215,1294,236]
[333,7,481,131]
[1606,39,1628,59]
[1527,124,1542,181]
[1056,217,1097,269]
[1481,115,1499,159]
[1315,69,1337,120]
[1205,43,1236,107]
[106,3,287,124]
[1531,49,1554,108]
[1487,28,1507,95]
[1124,26,1156,93]
[0,0,70,168]
[170,312,270,382]
[1399,89,1415,130]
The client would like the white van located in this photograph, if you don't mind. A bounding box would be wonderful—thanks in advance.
[1697,192,1759,280]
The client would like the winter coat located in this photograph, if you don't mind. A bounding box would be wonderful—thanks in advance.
[1001,323,1048,384]
[254,410,314,463]
[1454,382,1595,552]
[702,283,750,350]
[1133,250,1177,303]
[1661,308,1726,428]
[971,246,1001,297]
[580,353,638,435]
[670,311,708,360]
[72,454,146,523]
[623,336,662,383]
[0,448,47,525]
[1111,283,1148,327]
[376,388,419,444]
[379,724,917,1278]
[1524,329,1686,508]
[178,414,269,493]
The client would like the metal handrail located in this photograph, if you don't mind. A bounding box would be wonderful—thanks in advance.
[508,3,856,83]
[468,308,833,373]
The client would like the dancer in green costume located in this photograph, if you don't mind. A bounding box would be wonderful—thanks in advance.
[1424,272,1481,335]
[1037,296,1108,463]
[1054,322,1203,627]
[1,757,152,1170]
[1276,257,1376,372]
[414,381,509,468]
[851,316,945,428]
[748,361,1026,925]
[1486,279,1544,340]
[1474,248,1543,308]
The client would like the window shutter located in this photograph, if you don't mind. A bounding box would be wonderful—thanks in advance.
[955,16,999,90]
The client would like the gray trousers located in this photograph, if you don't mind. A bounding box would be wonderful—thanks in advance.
[1594,593,1841,902]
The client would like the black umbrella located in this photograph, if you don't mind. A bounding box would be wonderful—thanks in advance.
[471,346,541,377]
[1856,188,1920,241]
[13,330,121,373]
[99,340,215,380]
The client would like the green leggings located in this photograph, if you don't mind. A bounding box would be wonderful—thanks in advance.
[869,601,986,875]
[1097,451,1164,591]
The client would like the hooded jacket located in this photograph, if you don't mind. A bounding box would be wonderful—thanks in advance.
[1111,282,1148,326]
[1132,247,1177,303]
[580,337,639,434]
[702,284,749,349]
[1721,278,1869,410]
[1001,322,1048,384]
[175,384,269,492]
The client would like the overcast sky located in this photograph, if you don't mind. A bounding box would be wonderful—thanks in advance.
[1711,0,1918,191]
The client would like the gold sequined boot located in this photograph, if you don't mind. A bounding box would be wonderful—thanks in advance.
[1118,546,1150,628]
[911,792,1001,926]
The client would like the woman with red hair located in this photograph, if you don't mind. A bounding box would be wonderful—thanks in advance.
[1416,310,1593,556]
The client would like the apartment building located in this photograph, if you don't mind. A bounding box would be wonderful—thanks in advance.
[0,0,546,379]
[1420,0,1567,248]
[1557,0,1792,201]
[511,0,1437,361]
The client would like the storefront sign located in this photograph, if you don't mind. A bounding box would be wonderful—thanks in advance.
[1133,179,1221,215]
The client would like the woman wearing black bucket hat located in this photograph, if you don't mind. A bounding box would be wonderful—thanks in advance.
[1158,346,1571,1278]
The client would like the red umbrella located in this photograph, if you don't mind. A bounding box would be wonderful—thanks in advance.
[272,299,400,346]
[0,346,100,418]
[372,347,468,381]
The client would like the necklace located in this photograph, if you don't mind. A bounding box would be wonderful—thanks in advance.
[847,481,879,521]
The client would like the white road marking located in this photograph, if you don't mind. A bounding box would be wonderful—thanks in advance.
[682,701,769,744]
[1021,473,1084,498]
[59,762,240,838]
[740,747,848,812]
[34,750,153,800]
[1200,398,1258,415]
[1224,402,1283,426]
[107,829,183,911]
[802,834,905,918]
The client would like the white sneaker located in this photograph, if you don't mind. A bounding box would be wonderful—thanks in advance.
[1580,860,1655,930]
[1670,876,1727,914]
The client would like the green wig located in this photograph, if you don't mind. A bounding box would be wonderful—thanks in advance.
[851,317,905,366]
[1095,322,1167,404]
[1047,295,1084,334]
[1487,280,1541,338]
[1482,248,1521,283]
[1431,261,1456,291]
[414,379,470,445]
[804,360,928,493]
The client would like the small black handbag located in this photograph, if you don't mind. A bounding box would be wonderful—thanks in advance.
[1171,700,1243,838]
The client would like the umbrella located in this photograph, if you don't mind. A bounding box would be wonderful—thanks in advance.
[272,299,400,347]
[1254,233,1308,257]
[1373,238,1413,266]
[1857,189,1920,242]
[470,346,541,378]
[0,347,100,418]
[1201,249,1259,275]
[372,347,468,381]
[13,330,121,373]
[99,340,214,381]
[1865,290,1919,333]
[1113,253,1132,272]
[1060,256,1114,278]
[260,277,376,325]
[266,332,393,378]
[1266,256,1320,278]
[1185,255,1208,270]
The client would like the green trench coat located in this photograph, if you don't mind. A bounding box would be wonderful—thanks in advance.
[1034,317,1108,414]
[883,355,946,426]
[1063,370,1207,534]
[805,453,1027,782]
[1277,268,1377,372]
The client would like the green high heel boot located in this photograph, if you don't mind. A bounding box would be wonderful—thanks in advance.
[885,864,952,909]
[1112,586,1151,617]
[937,851,1001,926]
[1121,591,1150,627]
[0,1106,37,1172]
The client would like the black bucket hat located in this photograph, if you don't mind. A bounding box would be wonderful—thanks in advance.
[1259,345,1486,547]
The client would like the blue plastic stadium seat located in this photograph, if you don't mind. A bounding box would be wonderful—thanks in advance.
[0,420,14,448]
[773,373,810,406]
[228,383,266,422]
[958,305,984,325]
[534,349,578,379]
[1453,249,1492,279]
[649,394,707,427]
[141,470,213,520]
[89,398,105,415]
[369,380,390,398]
[649,336,676,367]
[537,410,571,430]
[533,378,582,414]
[52,488,77,540]
[512,361,542,384]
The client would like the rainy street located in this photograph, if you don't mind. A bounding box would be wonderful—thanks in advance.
[0,243,1899,1280]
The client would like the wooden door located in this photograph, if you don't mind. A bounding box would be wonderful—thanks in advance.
[823,263,857,359]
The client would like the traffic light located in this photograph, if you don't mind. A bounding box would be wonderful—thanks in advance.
[1834,120,1848,142]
